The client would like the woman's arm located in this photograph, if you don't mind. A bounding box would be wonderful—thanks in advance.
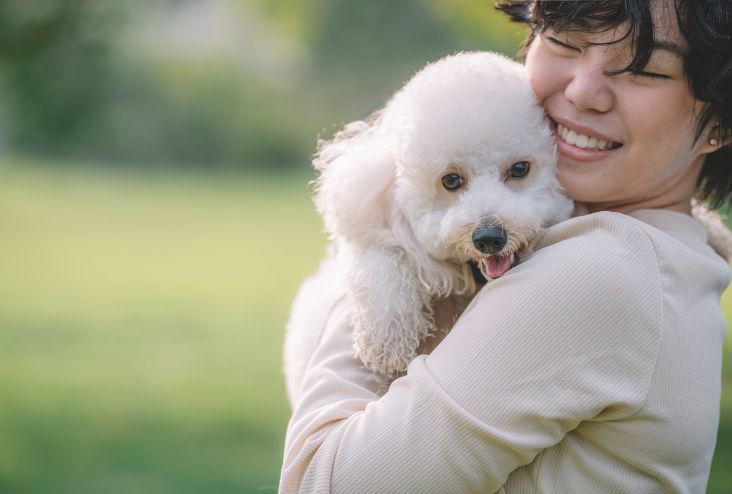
[280,214,663,494]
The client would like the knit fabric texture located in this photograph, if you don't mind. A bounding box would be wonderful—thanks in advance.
[280,210,730,494]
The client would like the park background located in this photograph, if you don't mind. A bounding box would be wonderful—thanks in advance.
[0,1,729,492]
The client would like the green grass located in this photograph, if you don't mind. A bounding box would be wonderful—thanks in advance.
[0,160,730,493]
[0,160,325,493]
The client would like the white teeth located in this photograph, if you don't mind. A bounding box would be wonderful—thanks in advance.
[557,124,617,151]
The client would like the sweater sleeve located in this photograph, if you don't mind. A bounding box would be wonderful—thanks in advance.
[279,214,663,494]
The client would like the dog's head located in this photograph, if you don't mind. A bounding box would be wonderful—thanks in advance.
[315,52,573,280]
[385,51,573,278]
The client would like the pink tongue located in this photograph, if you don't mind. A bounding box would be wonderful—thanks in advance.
[484,255,512,278]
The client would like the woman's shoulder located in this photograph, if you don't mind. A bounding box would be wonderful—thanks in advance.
[466,211,664,362]
[531,209,729,287]
[536,210,658,254]
[470,211,666,326]
[527,211,661,282]
[476,212,661,307]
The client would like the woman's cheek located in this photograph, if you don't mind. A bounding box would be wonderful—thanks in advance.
[525,41,557,104]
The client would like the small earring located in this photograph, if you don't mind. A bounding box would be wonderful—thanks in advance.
[710,138,719,146]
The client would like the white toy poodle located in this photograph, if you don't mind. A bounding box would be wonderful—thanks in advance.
[283,51,575,405]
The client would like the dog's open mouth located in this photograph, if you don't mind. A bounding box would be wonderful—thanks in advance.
[479,253,518,279]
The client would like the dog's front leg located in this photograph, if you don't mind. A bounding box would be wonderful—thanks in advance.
[347,245,435,376]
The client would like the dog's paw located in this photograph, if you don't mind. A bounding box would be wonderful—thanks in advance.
[352,308,435,375]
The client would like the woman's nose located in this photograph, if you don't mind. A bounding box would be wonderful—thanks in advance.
[564,61,614,113]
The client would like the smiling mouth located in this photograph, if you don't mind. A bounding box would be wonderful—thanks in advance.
[556,124,622,151]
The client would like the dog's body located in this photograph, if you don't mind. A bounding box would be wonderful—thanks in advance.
[283,52,575,405]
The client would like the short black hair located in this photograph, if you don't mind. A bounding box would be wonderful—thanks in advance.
[497,0,732,207]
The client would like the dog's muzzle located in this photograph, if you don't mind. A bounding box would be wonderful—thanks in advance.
[472,224,517,279]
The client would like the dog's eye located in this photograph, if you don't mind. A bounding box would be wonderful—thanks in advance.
[441,173,464,191]
[508,161,531,179]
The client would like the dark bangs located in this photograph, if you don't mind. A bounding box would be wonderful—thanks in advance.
[497,1,656,78]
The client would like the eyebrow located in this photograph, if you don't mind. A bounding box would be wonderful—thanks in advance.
[653,40,685,59]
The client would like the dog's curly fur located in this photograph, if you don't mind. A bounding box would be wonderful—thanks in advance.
[283,52,575,405]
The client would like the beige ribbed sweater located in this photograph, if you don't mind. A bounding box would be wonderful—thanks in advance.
[280,210,730,494]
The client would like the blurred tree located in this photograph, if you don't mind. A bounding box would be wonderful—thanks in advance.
[312,0,451,71]
[0,0,314,168]
[306,0,454,125]
[0,0,80,63]
[245,0,328,44]
[0,0,127,159]
[99,0,315,169]
[0,0,528,170]
[423,0,528,54]
[302,0,524,136]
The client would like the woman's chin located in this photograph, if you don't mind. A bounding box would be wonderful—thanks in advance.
[556,170,598,204]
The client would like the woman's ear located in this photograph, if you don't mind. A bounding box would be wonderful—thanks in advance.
[314,112,396,243]
[701,124,732,154]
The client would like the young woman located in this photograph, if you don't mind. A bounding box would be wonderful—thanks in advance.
[280,1,732,492]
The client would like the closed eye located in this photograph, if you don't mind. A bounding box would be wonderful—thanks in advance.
[546,35,580,52]
[626,69,671,80]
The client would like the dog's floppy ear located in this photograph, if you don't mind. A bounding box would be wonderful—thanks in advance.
[313,110,436,376]
[313,110,395,242]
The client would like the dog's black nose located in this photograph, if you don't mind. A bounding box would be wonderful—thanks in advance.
[472,226,507,254]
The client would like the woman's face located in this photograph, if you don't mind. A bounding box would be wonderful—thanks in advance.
[525,4,717,213]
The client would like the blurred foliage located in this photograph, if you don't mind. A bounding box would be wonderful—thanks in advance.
[0,0,523,170]
[424,0,529,51]
[305,0,454,122]
[0,1,126,158]
[245,0,328,42]
[0,0,80,63]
